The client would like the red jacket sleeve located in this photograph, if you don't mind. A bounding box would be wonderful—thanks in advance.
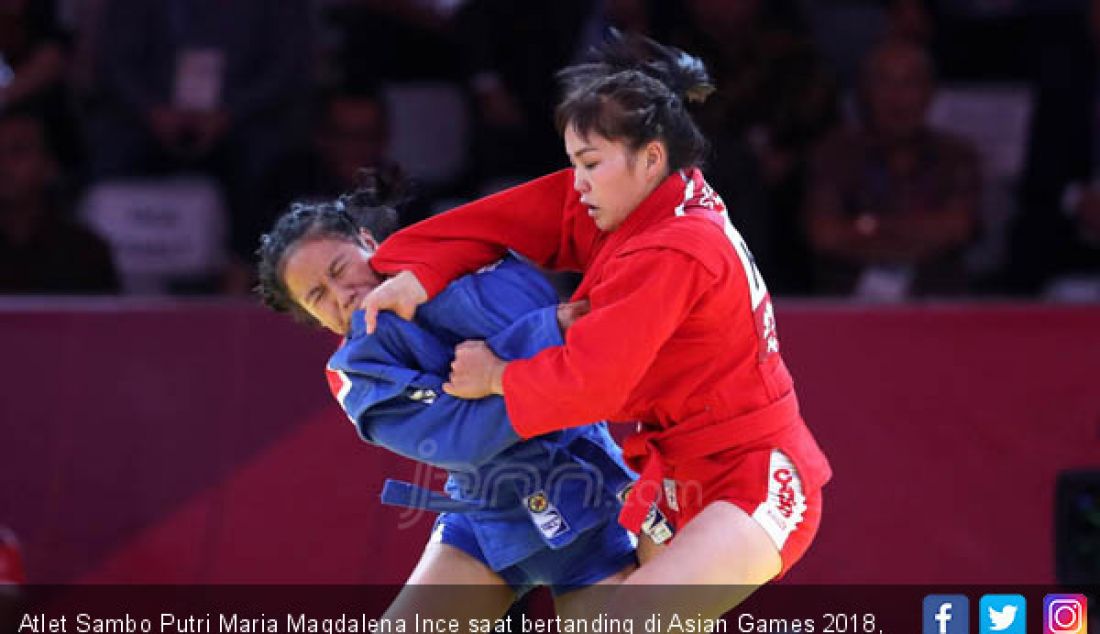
[370,169,599,297]
[501,247,715,437]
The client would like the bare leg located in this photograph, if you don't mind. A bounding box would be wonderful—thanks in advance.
[383,543,516,629]
[611,501,782,622]
[635,533,666,566]
[553,563,636,619]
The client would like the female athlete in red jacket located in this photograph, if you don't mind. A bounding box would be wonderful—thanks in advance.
[361,33,832,615]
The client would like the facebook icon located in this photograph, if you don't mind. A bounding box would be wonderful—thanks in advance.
[924,595,970,634]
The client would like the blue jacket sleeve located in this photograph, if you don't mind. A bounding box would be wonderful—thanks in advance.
[485,305,562,361]
[331,265,565,470]
[362,388,521,471]
[413,255,560,347]
[332,312,522,470]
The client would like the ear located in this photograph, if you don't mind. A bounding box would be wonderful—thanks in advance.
[643,141,667,179]
[358,228,380,251]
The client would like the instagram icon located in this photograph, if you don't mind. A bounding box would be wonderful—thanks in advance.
[1045,595,1088,634]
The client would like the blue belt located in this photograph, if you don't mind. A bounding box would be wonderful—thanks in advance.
[380,479,486,513]
[380,432,634,513]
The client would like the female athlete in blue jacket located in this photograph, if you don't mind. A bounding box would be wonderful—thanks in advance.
[256,179,645,622]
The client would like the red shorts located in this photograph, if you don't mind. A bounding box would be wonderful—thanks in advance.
[659,448,824,579]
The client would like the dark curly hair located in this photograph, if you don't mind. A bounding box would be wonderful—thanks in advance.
[555,30,715,171]
[255,169,404,326]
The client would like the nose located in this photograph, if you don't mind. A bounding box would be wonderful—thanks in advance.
[337,283,359,316]
[573,169,590,194]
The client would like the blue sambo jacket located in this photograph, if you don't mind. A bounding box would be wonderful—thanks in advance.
[326,255,635,571]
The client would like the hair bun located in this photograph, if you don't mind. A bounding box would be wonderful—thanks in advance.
[343,166,407,210]
[338,165,407,241]
[591,29,715,105]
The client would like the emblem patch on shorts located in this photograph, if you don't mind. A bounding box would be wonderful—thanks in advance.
[751,449,807,550]
[641,503,675,545]
[524,491,569,539]
[526,491,549,513]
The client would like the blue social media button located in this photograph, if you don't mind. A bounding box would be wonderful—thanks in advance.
[980,595,1026,634]
[925,595,970,634]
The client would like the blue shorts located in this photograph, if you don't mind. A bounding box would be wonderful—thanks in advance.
[433,513,637,596]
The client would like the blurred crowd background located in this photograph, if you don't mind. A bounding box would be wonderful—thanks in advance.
[3,0,1100,301]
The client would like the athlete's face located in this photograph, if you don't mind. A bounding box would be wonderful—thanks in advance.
[281,232,382,336]
[564,125,666,232]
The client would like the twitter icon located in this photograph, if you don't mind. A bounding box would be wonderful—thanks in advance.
[980,595,1026,634]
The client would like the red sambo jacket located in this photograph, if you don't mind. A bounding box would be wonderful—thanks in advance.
[371,168,832,533]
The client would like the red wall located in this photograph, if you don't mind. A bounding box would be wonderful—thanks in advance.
[1,301,1097,584]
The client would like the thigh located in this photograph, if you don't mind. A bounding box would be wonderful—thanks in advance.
[540,516,638,597]
[383,543,516,623]
[631,500,781,585]
[635,532,666,566]
[552,563,634,620]
[610,501,782,621]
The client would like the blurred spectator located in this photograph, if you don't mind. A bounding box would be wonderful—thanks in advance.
[804,39,980,299]
[315,88,393,196]
[889,0,934,42]
[0,0,82,169]
[85,0,314,271]
[1005,0,1100,296]
[455,0,595,186]
[0,107,117,293]
[671,0,839,294]
[263,86,431,232]
[0,0,65,114]
[806,0,931,92]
